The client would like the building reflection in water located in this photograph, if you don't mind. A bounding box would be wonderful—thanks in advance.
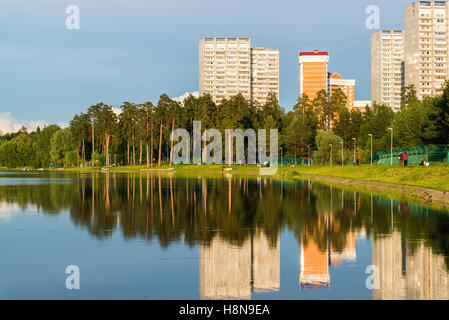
[300,206,358,289]
[299,230,358,289]
[300,233,330,288]
[252,229,280,293]
[330,232,356,266]
[2,172,449,299]
[199,229,280,300]
[300,211,330,288]
[373,231,449,300]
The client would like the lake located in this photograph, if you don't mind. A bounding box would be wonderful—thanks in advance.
[0,171,448,300]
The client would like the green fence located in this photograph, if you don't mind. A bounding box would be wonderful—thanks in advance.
[374,145,448,165]
[279,157,304,165]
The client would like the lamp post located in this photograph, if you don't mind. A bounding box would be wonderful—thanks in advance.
[388,127,393,165]
[329,143,333,167]
[368,134,373,166]
[352,138,357,165]
[280,147,283,167]
[307,145,310,167]
[340,141,344,167]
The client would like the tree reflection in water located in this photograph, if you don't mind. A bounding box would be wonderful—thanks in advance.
[1,171,449,299]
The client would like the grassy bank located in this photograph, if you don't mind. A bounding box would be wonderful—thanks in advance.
[57,163,449,191]
[5,163,449,193]
[276,164,449,192]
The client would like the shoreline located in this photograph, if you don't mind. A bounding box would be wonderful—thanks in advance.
[288,173,449,210]
[3,165,449,208]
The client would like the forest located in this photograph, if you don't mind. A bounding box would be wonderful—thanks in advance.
[1,81,449,168]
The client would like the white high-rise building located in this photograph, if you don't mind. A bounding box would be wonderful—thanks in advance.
[405,1,449,100]
[250,48,279,104]
[199,37,251,103]
[199,37,279,104]
[371,30,405,111]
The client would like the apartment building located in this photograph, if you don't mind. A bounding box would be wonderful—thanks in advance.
[250,47,279,104]
[353,100,372,113]
[199,37,279,104]
[371,30,405,112]
[199,37,251,103]
[328,72,356,109]
[298,50,329,99]
[405,1,449,100]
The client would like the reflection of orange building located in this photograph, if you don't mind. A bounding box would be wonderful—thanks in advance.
[328,72,356,109]
[300,235,330,288]
[330,232,357,266]
[299,50,329,99]
[299,211,360,288]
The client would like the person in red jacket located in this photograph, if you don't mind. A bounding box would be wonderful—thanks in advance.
[404,152,409,167]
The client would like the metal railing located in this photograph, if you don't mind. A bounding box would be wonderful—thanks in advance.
[374,144,448,165]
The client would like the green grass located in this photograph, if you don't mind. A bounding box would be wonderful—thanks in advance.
[276,164,449,192]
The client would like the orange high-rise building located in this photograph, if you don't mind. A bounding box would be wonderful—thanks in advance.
[328,72,356,109]
[298,50,329,99]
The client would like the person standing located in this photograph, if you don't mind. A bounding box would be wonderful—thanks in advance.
[403,152,409,167]
[398,152,404,166]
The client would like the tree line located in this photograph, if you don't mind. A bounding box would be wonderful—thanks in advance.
[1,82,449,168]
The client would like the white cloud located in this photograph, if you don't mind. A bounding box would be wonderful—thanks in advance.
[0,112,67,135]
[171,91,199,106]
[0,200,38,223]
[112,107,122,116]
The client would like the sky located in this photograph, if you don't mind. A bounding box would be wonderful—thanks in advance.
[0,0,415,133]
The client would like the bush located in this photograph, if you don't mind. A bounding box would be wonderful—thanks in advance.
[313,131,343,165]
[91,151,105,167]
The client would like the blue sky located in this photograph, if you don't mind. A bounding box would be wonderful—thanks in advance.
[0,0,414,131]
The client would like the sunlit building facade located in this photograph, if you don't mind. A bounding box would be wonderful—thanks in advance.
[353,100,372,112]
[299,50,329,99]
[371,30,404,111]
[328,72,356,109]
[405,1,449,99]
[250,48,279,104]
[199,37,251,103]
[199,37,279,104]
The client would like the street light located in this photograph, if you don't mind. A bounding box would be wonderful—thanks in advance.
[368,134,373,166]
[388,127,393,165]
[280,147,283,167]
[307,145,310,167]
[340,141,344,167]
[329,143,333,167]
[352,138,357,165]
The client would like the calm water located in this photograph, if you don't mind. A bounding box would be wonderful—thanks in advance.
[1,171,449,300]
